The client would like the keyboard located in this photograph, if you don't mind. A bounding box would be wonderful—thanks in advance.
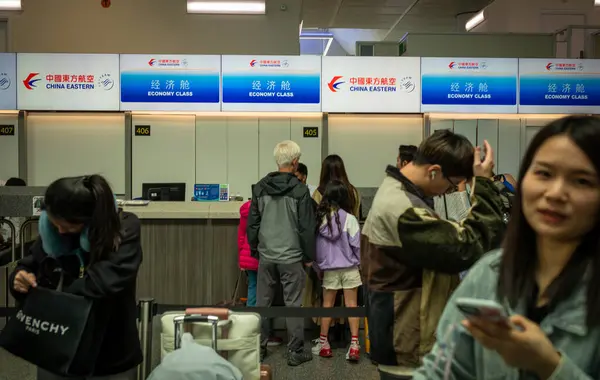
[119,200,150,207]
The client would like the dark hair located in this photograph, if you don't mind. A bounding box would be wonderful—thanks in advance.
[318,154,358,212]
[44,174,121,264]
[316,180,351,235]
[5,177,26,186]
[297,163,308,177]
[413,129,474,178]
[399,145,418,164]
[498,116,600,327]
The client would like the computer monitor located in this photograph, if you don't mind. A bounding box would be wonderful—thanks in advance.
[141,183,186,202]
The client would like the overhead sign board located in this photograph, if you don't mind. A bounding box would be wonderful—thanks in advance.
[519,59,600,114]
[221,55,321,112]
[0,53,17,110]
[17,53,120,111]
[321,57,420,113]
[120,55,221,111]
[421,58,518,113]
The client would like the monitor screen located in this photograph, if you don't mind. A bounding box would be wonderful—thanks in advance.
[141,183,186,202]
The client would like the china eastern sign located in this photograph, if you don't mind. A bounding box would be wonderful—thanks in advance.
[221,55,321,112]
[0,53,16,110]
[17,53,120,111]
[120,55,220,111]
[518,59,600,114]
[321,57,420,113]
[421,58,518,113]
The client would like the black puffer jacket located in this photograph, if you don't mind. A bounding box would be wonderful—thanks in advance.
[9,212,143,376]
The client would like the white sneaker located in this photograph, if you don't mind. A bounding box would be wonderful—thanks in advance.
[346,342,360,362]
[312,340,333,357]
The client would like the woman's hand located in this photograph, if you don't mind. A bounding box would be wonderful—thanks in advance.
[463,315,561,379]
[473,140,495,179]
[13,270,37,293]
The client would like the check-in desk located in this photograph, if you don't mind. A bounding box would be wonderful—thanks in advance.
[123,201,245,306]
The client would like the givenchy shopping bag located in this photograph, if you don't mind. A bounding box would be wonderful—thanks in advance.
[0,284,97,376]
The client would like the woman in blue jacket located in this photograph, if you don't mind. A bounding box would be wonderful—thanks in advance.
[413,115,600,379]
[10,174,143,380]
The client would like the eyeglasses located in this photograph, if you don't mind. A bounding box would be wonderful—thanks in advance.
[445,175,459,193]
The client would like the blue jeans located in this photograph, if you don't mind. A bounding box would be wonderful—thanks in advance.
[247,270,257,307]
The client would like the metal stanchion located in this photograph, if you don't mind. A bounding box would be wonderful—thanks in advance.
[0,219,16,310]
[137,298,155,380]
[19,218,38,261]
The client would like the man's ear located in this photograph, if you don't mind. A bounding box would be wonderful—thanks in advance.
[427,164,442,179]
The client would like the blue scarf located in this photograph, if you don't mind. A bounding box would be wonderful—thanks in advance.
[38,211,88,269]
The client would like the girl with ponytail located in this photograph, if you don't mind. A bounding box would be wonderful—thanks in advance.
[9,174,143,380]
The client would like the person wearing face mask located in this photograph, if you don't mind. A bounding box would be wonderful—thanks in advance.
[414,116,600,379]
[9,174,143,380]
[362,129,505,379]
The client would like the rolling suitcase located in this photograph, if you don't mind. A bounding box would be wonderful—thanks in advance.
[162,307,272,380]
[149,329,243,380]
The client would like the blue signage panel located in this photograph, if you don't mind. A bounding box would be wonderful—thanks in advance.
[0,53,16,110]
[193,184,229,202]
[221,56,321,112]
[120,55,220,111]
[519,59,600,114]
[421,58,518,113]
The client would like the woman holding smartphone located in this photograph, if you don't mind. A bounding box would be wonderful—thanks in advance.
[414,116,600,379]
[10,175,143,380]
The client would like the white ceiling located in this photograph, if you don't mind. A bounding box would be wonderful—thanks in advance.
[302,0,493,39]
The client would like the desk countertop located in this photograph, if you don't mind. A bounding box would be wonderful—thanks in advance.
[122,201,244,220]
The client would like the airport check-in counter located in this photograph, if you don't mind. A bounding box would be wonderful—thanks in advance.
[2,190,376,310]
[122,201,245,306]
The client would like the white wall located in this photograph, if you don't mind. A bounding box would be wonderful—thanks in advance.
[8,0,301,55]
[0,113,19,181]
[521,116,564,159]
[429,117,521,178]
[428,116,573,178]
[403,33,554,58]
[131,114,196,199]
[26,113,126,193]
[195,114,323,199]
[474,0,600,57]
[328,115,423,187]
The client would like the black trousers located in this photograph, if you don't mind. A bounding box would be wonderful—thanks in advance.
[256,260,306,352]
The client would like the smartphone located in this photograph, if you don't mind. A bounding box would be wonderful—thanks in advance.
[455,297,510,324]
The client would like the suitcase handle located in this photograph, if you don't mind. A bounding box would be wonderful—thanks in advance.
[173,314,219,351]
[185,307,230,320]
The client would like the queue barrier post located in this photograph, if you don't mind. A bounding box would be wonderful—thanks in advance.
[19,218,38,262]
[0,219,16,310]
[137,298,155,380]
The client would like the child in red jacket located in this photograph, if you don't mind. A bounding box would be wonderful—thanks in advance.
[238,200,259,306]
[238,200,283,346]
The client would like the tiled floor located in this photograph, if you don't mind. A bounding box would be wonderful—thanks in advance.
[262,345,380,380]
[0,345,380,380]
[0,315,380,380]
